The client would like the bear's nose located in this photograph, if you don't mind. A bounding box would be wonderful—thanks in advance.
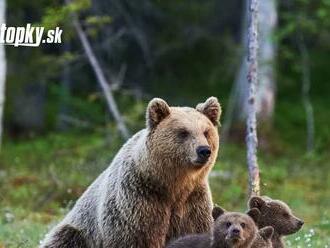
[298,220,304,226]
[232,228,240,235]
[196,146,211,160]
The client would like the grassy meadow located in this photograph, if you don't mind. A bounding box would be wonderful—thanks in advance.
[0,123,329,247]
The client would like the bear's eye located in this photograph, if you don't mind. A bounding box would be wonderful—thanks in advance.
[177,129,190,139]
[283,213,290,218]
[203,130,209,138]
[240,223,246,228]
[226,222,232,228]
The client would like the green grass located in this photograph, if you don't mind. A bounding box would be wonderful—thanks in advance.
[0,130,329,247]
[210,144,330,247]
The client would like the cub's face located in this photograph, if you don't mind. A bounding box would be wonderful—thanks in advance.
[213,210,258,247]
[249,196,304,235]
[146,97,221,169]
[266,200,304,235]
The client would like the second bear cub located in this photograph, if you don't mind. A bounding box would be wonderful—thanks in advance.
[249,196,304,248]
[167,207,260,248]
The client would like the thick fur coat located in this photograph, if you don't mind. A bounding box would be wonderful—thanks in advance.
[248,196,304,248]
[251,226,274,248]
[167,207,260,248]
[41,97,221,248]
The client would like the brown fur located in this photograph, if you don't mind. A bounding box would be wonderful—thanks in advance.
[251,226,274,248]
[41,97,221,248]
[167,207,260,248]
[42,225,88,248]
[249,196,304,248]
[213,206,273,248]
[146,98,221,242]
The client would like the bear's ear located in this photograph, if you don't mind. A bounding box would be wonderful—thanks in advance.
[248,196,266,210]
[146,98,171,129]
[246,208,260,223]
[212,205,226,220]
[196,97,221,126]
[259,226,274,240]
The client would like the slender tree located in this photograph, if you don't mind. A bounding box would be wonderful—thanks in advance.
[246,0,260,197]
[0,0,6,150]
[222,0,277,141]
[66,0,130,139]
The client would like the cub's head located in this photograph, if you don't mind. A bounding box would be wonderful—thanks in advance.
[212,207,259,248]
[248,196,304,235]
[146,97,221,169]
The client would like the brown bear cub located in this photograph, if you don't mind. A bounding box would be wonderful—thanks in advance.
[167,207,260,248]
[213,206,274,248]
[249,196,304,248]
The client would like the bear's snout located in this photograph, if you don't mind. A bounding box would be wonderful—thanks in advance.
[297,219,304,227]
[227,225,243,240]
[196,146,211,163]
[231,227,241,235]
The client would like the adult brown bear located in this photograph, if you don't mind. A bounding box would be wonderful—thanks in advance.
[41,97,221,248]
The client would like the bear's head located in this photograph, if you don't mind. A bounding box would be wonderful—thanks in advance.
[212,206,259,248]
[145,97,221,171]
[248,196,304,236]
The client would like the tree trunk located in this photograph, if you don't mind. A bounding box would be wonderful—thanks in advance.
[246,0,260,197]
[223,0,277,132]
[67,1,130,139]
[0,0,6,149]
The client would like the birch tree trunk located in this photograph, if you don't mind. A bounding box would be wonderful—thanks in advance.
[246,0,260,197]
[223,0,277,132]
[67,1,130,139]
[0,0,6,150]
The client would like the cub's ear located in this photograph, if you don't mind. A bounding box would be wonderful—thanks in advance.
[196,97,221,126]
[248,196,267,210]
[146,98,171,129]
[246,208,260,223]
[259,226,274,240]
[212,205,226,220]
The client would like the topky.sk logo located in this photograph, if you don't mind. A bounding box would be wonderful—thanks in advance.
[0,23,63,47]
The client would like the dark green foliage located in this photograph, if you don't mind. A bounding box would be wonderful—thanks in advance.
[1,0,330,246]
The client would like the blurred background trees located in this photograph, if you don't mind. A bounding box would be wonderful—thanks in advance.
[1,0,330,246]
[4,0,330,152]
[5,0,243,136]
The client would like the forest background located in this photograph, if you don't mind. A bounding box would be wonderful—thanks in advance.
[0,0,329,247]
